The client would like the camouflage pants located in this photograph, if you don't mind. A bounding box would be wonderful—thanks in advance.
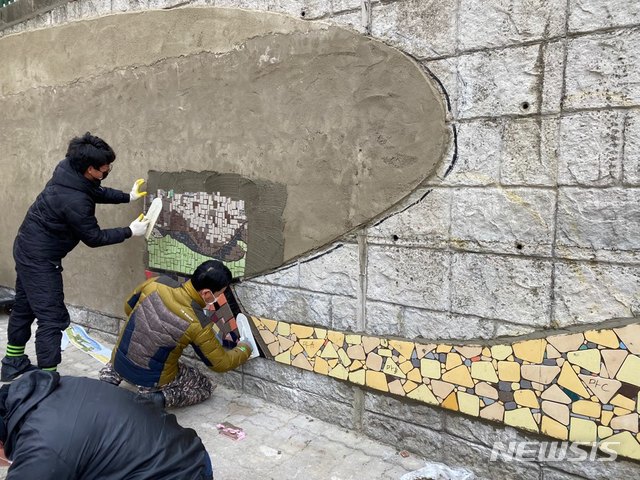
[99,362,215,408]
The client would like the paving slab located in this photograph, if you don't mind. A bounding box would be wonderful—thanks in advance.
[0,315,429,479]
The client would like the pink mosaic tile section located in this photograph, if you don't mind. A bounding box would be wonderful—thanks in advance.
[251,317,640,461]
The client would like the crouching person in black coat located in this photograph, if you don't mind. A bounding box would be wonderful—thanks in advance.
[2,132,151,381]
[0,371,214,479]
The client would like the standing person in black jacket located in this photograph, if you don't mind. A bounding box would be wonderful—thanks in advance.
[0,371,214,479]
[1,132,150,381]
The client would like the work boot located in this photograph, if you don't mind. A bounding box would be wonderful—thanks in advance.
[1,355,37,382]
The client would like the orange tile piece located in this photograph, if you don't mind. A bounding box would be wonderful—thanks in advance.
[557,362,590,399]
[441,365,474,388]
[441,391,458,411]
[314,357,329,375]
[290,324,315,339]
[300,339,325,358]
[366,371,389,392]
[389,340,415,359]
[512,339,546,364]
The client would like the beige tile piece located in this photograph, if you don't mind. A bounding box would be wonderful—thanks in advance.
[521,365,561,384]
[546,344,562,359]
[279,336,295,352]
[345,334,361,344]
[290,342,304,357]
[338,348,352,368]
[504,408,539,433]
[511,382,520,391]
[407,384,438,405]
[383,358,406,379]
[349,369,365,385]
[366,352,383,371]
[378,348,392,357]
[399,360,413,374]
[470,361,499,383]
[514,390,539,408]
[542,415,568,440]
[480,401,505,422]
[445,353,463,371]
[415,343,436,358]
[327,331,345,347]
[612,394,636,411]
[291,353,313,371]
[457,391,480,417]
[567,349,601,373]
[431,379,456,400]
[585,329,621,349]
[614,324,640,354]
[362,336,380,353]
[475,382,499,400]
[389,340,415,359]
[569,417,597,443]
[349,360,363,371]
[614,407,632,416]
[346,344,366,361]
[598,425,614,439]
[610,413,639,434]
[490,345,512,361]
[579,374,621,404]
[276,321,290,336]
[604,431,640,461]
[482,347,491,357]
[268,341,281,357]
[291,324,315,339]
[456,346,482,359]
[260,318,278,332]
[407,367,422,383]
[616,355,640,387]
[602,349,628,378]
[388,379,406,396]
[557,362,590,398]
[329,363,348,381]
[421,359,441,379]
[541,400,570,425]
[366,370,388,392]
[541,384,572,404]
[320,342,339,359]
[547,332,585,353]
[314,357,329,375]
[497,361,521,382]
[274,351,291,365]
[403,380,419,394]
[441,365,474,388]
[314,328,327,339]
[512,339,546,364]
[572,400,601,418]
[260,329,278,345]
[601,410,614,427]
[300,338,325,358]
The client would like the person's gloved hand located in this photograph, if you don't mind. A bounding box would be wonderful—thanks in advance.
[237,342,253,355]
[129,179,148,201]
[129,214,150,237]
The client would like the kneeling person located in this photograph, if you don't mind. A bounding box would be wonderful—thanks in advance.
[100,260,252,408]
[0,371,214,479]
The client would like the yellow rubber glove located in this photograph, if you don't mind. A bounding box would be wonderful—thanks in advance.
[129,179,148,201]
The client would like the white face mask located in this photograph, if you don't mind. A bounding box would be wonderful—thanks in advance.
[204,292,220,312]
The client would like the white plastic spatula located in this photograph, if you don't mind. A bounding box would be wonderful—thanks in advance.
[236,313,260,359]
[144,197,163,240]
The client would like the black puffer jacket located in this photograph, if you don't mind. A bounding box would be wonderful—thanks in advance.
[0,371,213,479]
[14,158,131,264]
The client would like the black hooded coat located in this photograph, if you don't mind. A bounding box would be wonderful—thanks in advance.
[13,158,131,265]
[0,371,213,479]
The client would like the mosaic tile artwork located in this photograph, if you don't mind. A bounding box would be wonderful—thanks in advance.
[251,317,640,461]
[146,190,247,277]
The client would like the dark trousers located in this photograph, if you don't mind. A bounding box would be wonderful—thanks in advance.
[8,260,70,368]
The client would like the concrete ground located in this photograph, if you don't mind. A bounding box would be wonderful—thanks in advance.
[0,315,430,480]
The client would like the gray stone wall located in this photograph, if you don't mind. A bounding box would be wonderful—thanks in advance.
[2,0,639,478]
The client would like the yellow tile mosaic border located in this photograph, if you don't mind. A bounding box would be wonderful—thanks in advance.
[251,317,640,461]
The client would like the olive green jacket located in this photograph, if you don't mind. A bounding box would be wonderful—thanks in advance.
[111,276,250,387]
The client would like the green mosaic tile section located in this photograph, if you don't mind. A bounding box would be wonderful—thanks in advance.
[148,235,246,277]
